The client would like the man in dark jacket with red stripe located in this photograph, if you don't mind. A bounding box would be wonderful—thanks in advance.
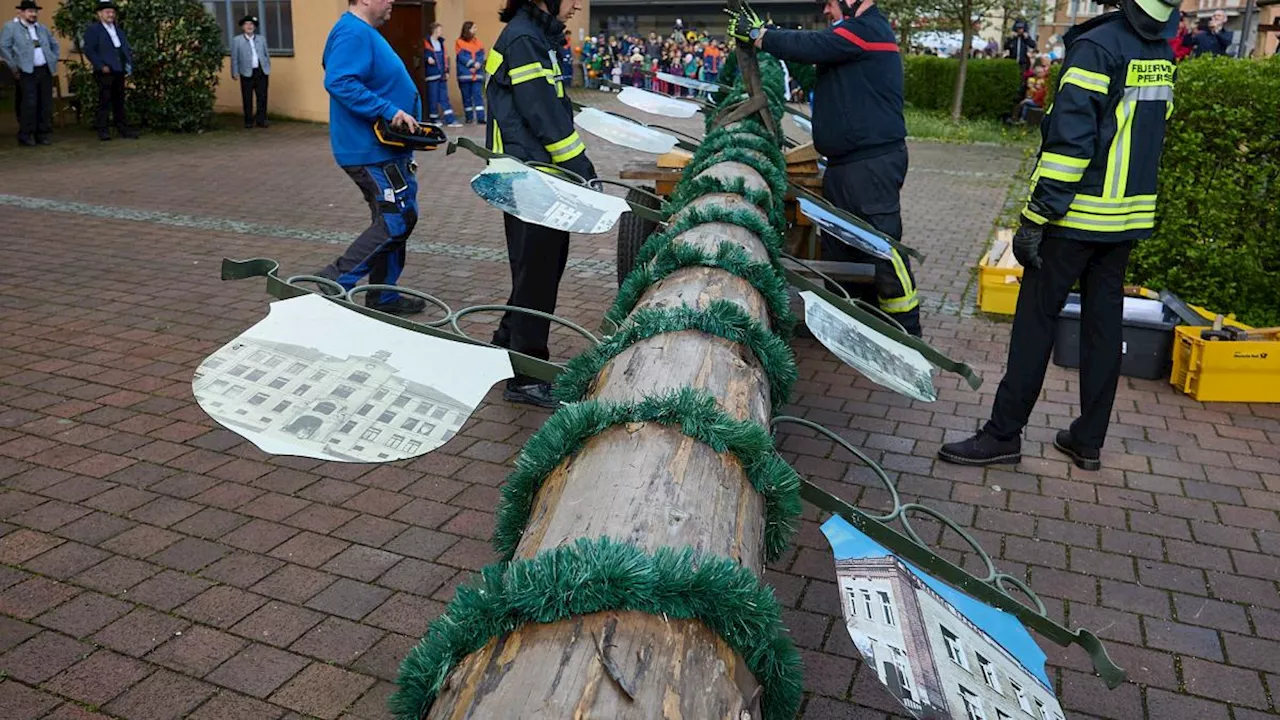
[746,0,921,336]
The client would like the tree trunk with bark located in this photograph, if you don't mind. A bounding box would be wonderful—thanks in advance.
[951,0,976,121]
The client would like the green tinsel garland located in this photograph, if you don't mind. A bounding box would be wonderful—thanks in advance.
[636,204,787,270]
[663,174,786,233]
[491,388,802,562]
[681,148,790,214]
[606,240,798,338]
[697,122,787,170]
[388,537,804,720]
[553,301,797,411]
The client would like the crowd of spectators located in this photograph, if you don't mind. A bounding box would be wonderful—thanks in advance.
[575,23,727,94]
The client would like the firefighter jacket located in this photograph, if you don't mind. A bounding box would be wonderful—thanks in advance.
[485,5,596,181]
[1023,12,1175,243]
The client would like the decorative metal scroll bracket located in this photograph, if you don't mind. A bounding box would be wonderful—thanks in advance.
[772,415,1127,689]
[218,257,594,384]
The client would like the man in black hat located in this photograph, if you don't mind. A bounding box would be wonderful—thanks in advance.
[484,0,597,408]
[1004,18,1038,71]
[0,0,59,146]
[231,14,270,128]
[82,0,138,140]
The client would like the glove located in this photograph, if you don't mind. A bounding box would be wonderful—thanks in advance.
[1011,219,1045,270]
[725,4,765,42]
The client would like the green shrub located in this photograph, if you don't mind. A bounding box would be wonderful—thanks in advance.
[1127,55,1280,327]
[54,0,224,132]
[902,56,1027,120]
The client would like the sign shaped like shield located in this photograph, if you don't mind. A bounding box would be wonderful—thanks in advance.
[470,157,633,234]
[574,107,679,155]
[655,71,722,93]
[616,86,701,119]
[790,113,813,135]
[798,197,895,261]
[193,294,513,463]
[800,291,938,402]
[823,515,1067,720]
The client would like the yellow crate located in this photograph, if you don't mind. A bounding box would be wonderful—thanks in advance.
[1170,325,1280,403]
[977,235,1023,315]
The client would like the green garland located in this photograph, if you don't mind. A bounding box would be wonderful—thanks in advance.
[681,148,791,215]
[553,301,798,412]
[389,537,803,720]
[492,388,802,562]
[663,174,786,232]
[606,240,797,338]
[636,204,788,269]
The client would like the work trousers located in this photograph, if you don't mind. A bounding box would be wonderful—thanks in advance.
[458,79,484,123]
[492,213,570,383]
[318,157,419,306]
[94,71,128,133]
[985,235,1133,450]
[240,68,269,126]
[425,79,455,123]
[17,65,53,142]
[821,145,922,337]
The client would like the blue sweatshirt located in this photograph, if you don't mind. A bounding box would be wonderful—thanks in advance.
[322,12,420,167]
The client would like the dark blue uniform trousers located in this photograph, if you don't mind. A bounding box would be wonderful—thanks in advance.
[318,157,418,305]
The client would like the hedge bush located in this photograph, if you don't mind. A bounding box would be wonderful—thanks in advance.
[1127,55,1280,327]
[54,0,224,133]
[902,56,1028,120]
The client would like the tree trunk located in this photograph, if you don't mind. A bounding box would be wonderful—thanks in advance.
[426,165,779,718]
[951,0,975,122]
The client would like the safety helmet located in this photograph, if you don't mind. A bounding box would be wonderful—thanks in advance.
[1013,18,1028,31]
[1118,0,1179,39]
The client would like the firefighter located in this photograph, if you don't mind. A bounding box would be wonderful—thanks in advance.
[939,0,1179,471]
[732,0,922,337]
[486,0,596,408]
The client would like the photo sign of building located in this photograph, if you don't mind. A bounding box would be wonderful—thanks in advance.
[193,294,512,463]
[822,516,1066,720]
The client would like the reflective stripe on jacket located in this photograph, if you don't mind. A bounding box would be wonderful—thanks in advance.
[484,5,595,180]
[1023,13,1175,242]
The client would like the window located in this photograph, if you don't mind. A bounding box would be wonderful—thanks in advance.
[287,362,306,373]
[959,686,986,720]
[846,588,858,618]
[418,423,436,436]
[229,364,250,376]
[378,411,396,424]
[361,428,381,441]
[224,384,246,398]
[1011,682,1031,713]
[271,400,291,412]
[212,379,229,390]
[314,402,336,416]
[357,404,373,417]
[416,401,434,414]
[203,1,295,54]
[259,417,271,423]
[431,407,448,420]
[388,435,404,449]
[332,385,355,399]
[401,418,418,431]
[373,389,387,400]
[393,394,411,408]
[862,590,874,620]
[347,371,369,383]
[292,383,311,396]
[443,429,456,441]
[997,711,1013,720]
[249,350,267,361]
[311,370,329,381]
[246,369,266,382]
[264,355,282,367]
[977,654,1001,693]
[890,646,913,699]
[878,590,895,626]
[941,627,969,670]
[269,376,288,389]
[339,421,357,434]
[1034,700,1049,720]
[405,440,421,453]
[248,392,269,406]
[204,358,223,368]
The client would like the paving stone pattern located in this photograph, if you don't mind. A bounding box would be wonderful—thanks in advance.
[0,96,1277,719]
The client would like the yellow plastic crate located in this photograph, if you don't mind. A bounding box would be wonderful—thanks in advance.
[978,234,1023,315]
[1170,325,1280,403]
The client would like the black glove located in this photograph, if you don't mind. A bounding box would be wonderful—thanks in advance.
[1012,220,1045,270]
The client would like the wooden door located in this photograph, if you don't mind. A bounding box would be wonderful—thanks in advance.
[380,2,434,88]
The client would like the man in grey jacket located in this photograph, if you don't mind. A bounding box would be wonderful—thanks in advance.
[1,0,59,146]
[230,14,270,128]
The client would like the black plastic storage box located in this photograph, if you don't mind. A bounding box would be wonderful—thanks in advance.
[1053,293,1180,380]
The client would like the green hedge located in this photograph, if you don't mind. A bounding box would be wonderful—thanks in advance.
[1128,55,1280,327]
[903,56,1029,119]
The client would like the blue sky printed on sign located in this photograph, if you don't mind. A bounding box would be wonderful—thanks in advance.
[821,515,1054,690]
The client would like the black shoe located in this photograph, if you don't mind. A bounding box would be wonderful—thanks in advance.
[256,120,269,128]
[17,136,36,147]
[938,430,1022,466]
[503,381,559,409]
[245,122,254,129]
[1053,430,1101,471]
[36,136,51,145]
[366,295,427,316]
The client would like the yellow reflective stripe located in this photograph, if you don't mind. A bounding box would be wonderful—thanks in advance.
[881,291,919,313]
[485,48,503,75]
[1022,207,1049,225]
[1061,67,1110,94]
[1036,152,1087,183]
[491,123,503,153]
[1070,193,1156,215]
[1052,209,1155,232]
[880,249,918,313]
[545,131,585,162]
[510,61,552,85]
[1103,99,1135,199]
[555,77,564,98]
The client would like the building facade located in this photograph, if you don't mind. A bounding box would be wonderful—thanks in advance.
[835,556,1066,720]
[194,339,470,463]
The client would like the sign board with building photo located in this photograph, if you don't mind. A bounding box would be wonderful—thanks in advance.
[822,516,1066,720]
[192,294,513,463]
[800,291,938,402]
[573,107,680,155]
[615,87,702,119]
[470,157,633,235]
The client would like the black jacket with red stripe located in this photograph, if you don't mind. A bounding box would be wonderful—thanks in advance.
[761,7,905,164]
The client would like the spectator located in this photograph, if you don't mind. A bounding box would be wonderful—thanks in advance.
[423,22,460,126]
[1,0,58,147]
[1193,10,1233,56]
[1169,13,1195,61]
[1004,18,1037,72]
[82,0,138,141]
[230,14,271,129]
[455,20,486,124]
[1015,61,1048,123]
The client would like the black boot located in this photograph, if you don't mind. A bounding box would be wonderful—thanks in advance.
[366,294,426,315]
[1053,429,1101,471]
[503,380,558,409]
[938,430,1021,466]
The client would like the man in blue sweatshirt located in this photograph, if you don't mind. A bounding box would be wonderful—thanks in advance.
[316,0,426,315]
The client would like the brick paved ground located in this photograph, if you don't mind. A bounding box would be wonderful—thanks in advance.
[0,97,1277,720]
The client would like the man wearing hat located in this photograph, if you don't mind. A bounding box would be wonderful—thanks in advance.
[82,0,138,141]
[0,0,59,146]
[1004,18,1038,72]
[231,14,270,128]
